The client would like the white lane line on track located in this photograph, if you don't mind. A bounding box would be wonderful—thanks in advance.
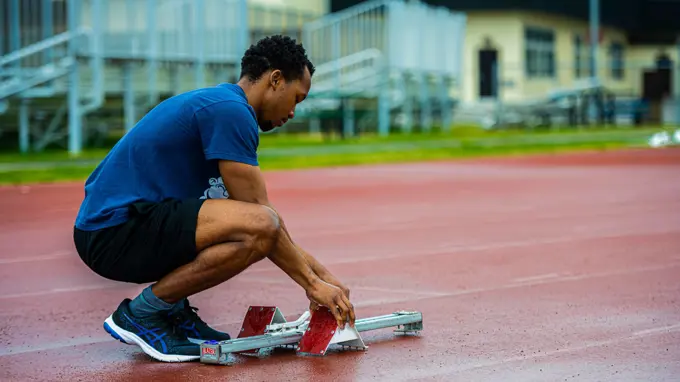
[0,251,72,264]
[2,262,678,357]
[512,273,560,283]
[344,285,449,297]
[387,323,680,381]
[0,284,127,299]
[632,323,680,337]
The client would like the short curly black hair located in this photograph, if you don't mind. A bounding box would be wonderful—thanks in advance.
[239,35,315,83]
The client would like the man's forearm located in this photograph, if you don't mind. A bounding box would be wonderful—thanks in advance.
[267,226,321,292]
[267,204,334,280]
[259,205,320,291]
[296,245,335,280]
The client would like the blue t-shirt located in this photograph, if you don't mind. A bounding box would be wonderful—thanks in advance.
[74,83,259,231]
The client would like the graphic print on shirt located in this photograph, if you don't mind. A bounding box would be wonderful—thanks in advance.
[200,177,229,199]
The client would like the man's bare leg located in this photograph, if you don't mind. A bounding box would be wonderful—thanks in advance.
[151,199,281,303]
[151,198,354,327]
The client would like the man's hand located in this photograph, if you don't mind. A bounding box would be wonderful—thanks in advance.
[306,280,356,328]
[319,273,350,300]
[308,279,350,316]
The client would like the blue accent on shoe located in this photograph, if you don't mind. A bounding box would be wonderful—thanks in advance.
[104,321,128,344]
[122,312,168,354]
[177,319,202,339]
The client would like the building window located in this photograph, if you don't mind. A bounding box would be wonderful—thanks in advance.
[574,35,592,78]
[525,27,555,78]
[610,42,624,80]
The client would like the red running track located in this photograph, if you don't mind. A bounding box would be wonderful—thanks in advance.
[1,148,679,381]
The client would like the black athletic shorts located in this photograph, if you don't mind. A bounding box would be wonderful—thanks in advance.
[73,198,205,284]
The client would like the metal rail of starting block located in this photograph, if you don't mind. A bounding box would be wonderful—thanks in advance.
[200,306,423,365]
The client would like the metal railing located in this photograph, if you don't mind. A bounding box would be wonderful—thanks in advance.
[1,0,470,152]
[0,30,87,100]
[308,48,386,97]
[299,0,466,135]
[0,0,254,153]
[303,0,393,69]
[73,0,248,64]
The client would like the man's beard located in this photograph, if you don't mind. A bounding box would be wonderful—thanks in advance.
[258,120,276,132]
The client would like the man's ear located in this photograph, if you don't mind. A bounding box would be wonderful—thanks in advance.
[270,70,283,90]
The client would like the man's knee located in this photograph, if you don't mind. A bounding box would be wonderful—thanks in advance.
[245,205,280,258]
[195,200,282,257]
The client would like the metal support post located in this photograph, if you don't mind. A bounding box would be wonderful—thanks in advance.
[9,0,20,59]
[310,118,321,134]
[402,73,413,133]
[42,0,54,66]
[420,72,432,132]
[439,75,452,132]
[378,89,390,136]
[67,0,82,155]
[19,99,30,153]
[194,0,206,88]
[147,0,159,104]
[123,63,136,133]
[589,0,600,81]
[343,98,355,137]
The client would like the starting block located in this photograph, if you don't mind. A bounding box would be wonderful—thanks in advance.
[200,305,423,365]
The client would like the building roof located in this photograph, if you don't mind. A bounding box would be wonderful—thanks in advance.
[330,0,680,44]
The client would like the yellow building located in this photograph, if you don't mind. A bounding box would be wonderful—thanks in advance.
[461,10,679,104]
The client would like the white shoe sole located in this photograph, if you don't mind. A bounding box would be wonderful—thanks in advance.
[104,315,200,362]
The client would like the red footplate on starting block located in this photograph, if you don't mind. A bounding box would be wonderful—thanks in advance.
[237,305,286,355]
[296,307,338,356]
[297,307,366,356]
[238,306,278,338]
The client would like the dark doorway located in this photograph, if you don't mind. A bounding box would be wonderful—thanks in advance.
[641,52,674,123]
[654,53,673,99]
[479,49,498,98]
[643,53,673,100]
